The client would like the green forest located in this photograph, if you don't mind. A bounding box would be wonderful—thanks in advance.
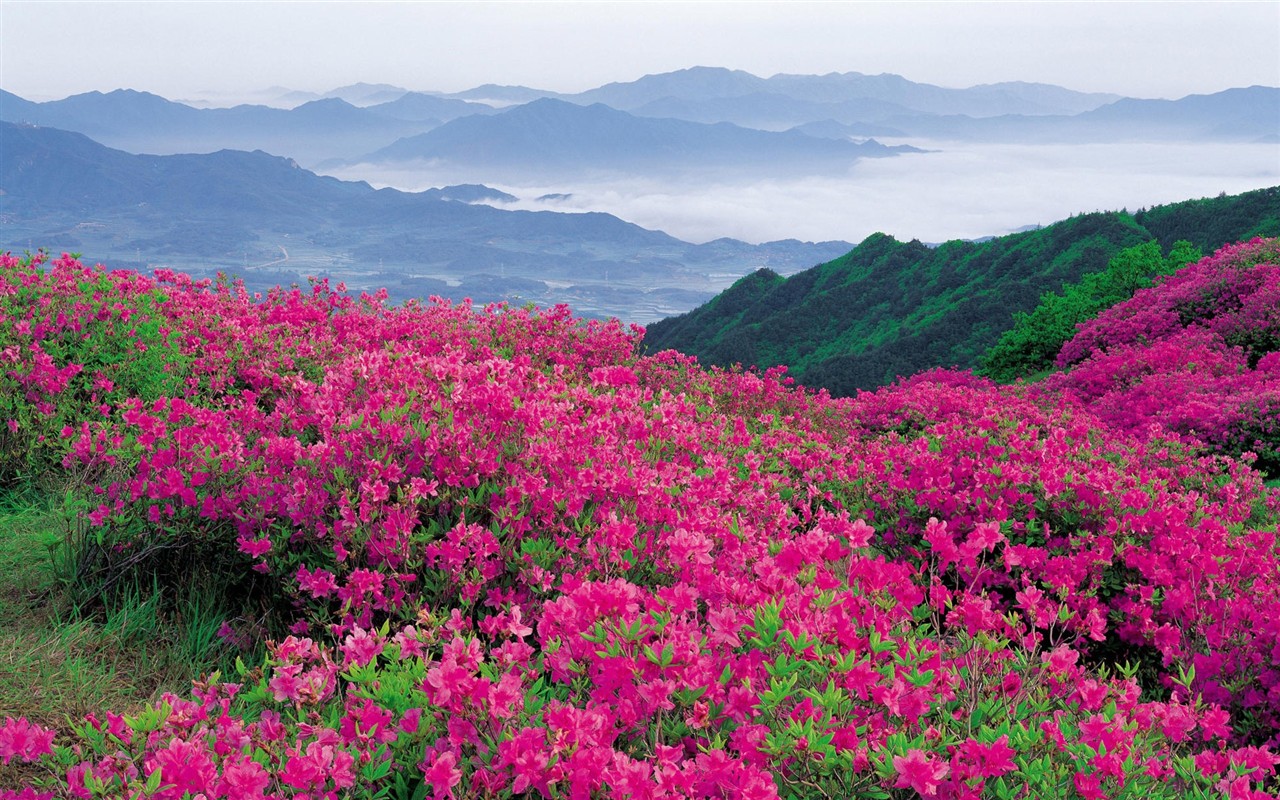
[644,187,1280,393]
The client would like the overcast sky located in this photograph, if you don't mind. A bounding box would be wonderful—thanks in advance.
[2,1,1278,103]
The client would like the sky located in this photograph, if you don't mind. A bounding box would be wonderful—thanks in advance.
[2,1,1278,103]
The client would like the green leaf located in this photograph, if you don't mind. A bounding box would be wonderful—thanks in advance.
[906,669,935,687]
[868,632,897,654]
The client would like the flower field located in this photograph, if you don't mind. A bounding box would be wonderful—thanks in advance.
[2,242,1279,798]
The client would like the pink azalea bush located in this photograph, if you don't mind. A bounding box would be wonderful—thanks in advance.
[1049,237,1280,475]
[2,249,1280,797]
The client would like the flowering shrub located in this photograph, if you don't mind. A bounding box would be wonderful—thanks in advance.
[1050,238,1280,475]
[2,249,1280,797]
[0,252,190,485]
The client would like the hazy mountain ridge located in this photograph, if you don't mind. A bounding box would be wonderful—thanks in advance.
[3,67,1267,178]
[0,121,852,322]
[319,82,413,106]
[0,88,448,166]
[628,92,915,132]
[356,98,920,178]
[367,92,498,124]
[643,187,1280,393]
[564,66,1122,117]
[878,86,1280,143]
[441,84,568,106]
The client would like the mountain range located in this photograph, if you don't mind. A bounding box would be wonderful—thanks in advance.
[861,86,1280,143]
[3,67,1273,176]
[201,67,1125,117]
[2,65,1275,329]
[563,67,1128,130]
[0,121,852,322]
[0,88,492,166]
[355,98,921,178]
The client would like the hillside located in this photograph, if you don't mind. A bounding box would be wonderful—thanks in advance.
[644,187,1280,393]
[1046,237,1280,475]
[2,247,1279,796]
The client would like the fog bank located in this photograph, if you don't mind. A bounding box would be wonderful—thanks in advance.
[326,141,1279,245]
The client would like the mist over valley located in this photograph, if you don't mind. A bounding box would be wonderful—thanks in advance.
[327,139,1278,246]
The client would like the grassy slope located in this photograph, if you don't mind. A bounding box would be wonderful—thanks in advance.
[0,485,242,783]
[644,186,1280,395]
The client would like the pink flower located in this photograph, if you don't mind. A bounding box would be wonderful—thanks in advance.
[1043,645,1079,675]
[1074,770,1108,800]
[341,627,385,668]
[217,757,270,800]
[489,672,524,720]
[280,740,356,791]
[420,750,463,798]
[893,749,949,797]
[296,565,338,597]
[500,727,558,795]
[339,697,396,745]
[399,707,422,734]
[236,534,271,559]
[0,790,55,800]
[507,605,534,639]
[969,735,1016,778]
[969,520,1004,551]
[847,518,876,548]
[268,663,303,702]
[0,717,56,764]
[145,738,218,799]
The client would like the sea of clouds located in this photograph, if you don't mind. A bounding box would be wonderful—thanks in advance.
[326,140,1280,246]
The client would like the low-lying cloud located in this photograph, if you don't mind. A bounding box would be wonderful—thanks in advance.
[325,141,1279,246]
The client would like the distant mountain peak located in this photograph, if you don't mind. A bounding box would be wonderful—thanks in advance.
[295,97,359,110]
[92,88,172,102]
[668,65,759,77]
[326,82,407,95]
[425,183,518,203]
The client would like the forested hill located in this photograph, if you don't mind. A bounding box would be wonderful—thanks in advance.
[643,187,1280,394]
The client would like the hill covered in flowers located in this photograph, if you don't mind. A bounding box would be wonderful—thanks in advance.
[2,241,1280,798]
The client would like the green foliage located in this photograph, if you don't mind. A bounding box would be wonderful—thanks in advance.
[645,187,1280,395]
[979,240,1201,382]
[1136,186,1280,254]
[644,268,785,363]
